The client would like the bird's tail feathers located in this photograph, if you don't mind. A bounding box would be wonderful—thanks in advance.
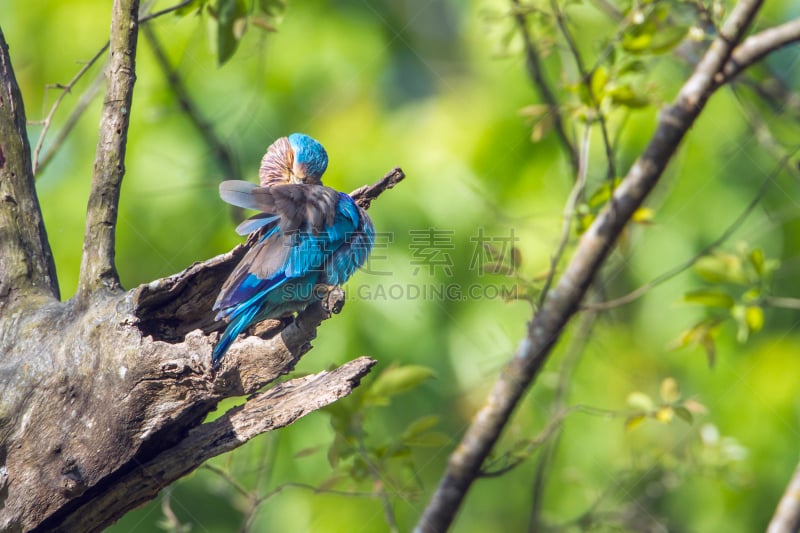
[212,304,261,368]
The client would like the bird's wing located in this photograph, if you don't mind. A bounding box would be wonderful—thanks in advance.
[219,181,339,234]
[213,225,290,315]
[322,194,375,285]
[214,184,349,317]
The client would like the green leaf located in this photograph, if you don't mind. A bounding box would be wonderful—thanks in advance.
[674,406,693,424]
[401,415,440,441]
[625,414,647,431]
[671,318,721,367]
[590,66,608,101]
[215,0,249,65]
[749,248,766,276]
[655,406,674,423]
[607,85,650,109]
[404,431,451,448]
[617,59,647,75]
[745,305,764,332]
[694,253,747,285]
[627,391,654,411]
[659,377,679,403]
[683,288,735,308]
[367,365,437,403]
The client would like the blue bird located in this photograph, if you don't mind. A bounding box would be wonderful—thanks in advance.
[212,133,375,366]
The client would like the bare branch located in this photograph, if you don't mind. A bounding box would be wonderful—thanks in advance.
[538,124,590,306]
[720,17,800,86]
[76,0,140,298]
[765,296,800,310]
[32,43,108,175]
[767,458,800,533]
[349,167,406,209]
[36,71,105,175]
[549,0,616,181]
[511,0,579,173]
[49,357,376,533]
[32,0,195,175]
[415,1,765,530]
[0,27,60,303]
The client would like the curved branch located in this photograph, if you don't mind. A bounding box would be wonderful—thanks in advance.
[414,1,765,530]
[77,0,140,298]
[0,27,60,304]
[720,17,800,85]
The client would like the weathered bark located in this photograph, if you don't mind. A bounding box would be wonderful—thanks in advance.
[0,9,405,530]
[0,175,400,533]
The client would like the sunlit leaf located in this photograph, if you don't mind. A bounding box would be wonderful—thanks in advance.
[631,206,655,223]
[608,85,650,109]
[745,305,764,332]
[660,377,680,403]
[684,399,708,414]
[627,391,654,411]
[683,288,735,308]
[655,406,674,423]
[590,66,608,101]
[749,248,765,276]
[625,414,647,431]
[694,253,747,285]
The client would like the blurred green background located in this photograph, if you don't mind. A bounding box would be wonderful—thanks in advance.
[5,0,800,531]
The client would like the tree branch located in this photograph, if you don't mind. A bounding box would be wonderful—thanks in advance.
[511,0,579,173]
[0,27,60,304]
[32,43,109,176]
[414,1,765,530]
[768,458,800,533]
[77,0,140,298]
[720,17,800,86]
[49,357,376,533]
[349,167,406,209]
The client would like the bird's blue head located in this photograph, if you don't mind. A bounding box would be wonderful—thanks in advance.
[288,133,328,184]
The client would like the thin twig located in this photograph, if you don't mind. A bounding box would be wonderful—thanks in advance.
[32,43,109,175]
[36,71,105,175]
[766,296,800,310]
[511,0,579,173]
[538,124,590,307]
[719,17,800,86]
[584,150,797,311]
[549,0,617,181]
[31,0,194,177]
